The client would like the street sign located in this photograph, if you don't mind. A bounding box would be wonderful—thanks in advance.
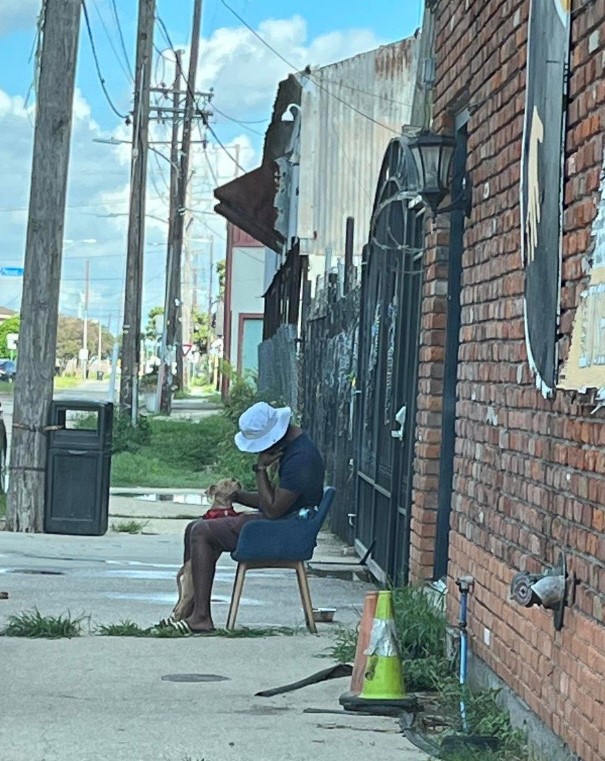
[6,333,18,351]
[182,344,193,357]
[0,267,24,277]
[79,349,89,361]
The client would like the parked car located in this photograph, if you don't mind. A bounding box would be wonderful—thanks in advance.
[0,360,16,382]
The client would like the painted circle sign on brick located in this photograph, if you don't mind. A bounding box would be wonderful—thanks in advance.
[520,0,571,396]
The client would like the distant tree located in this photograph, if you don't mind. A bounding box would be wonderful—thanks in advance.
[192,310,211,354]
[0,315,20,357]
[56,315,114,367]
[216,260,226,297]
[145,306,164,344]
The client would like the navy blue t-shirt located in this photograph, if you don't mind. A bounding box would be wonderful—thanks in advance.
[278,432,325,514]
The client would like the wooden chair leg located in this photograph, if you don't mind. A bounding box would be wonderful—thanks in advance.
[295,562,317,634]
[227,563,247,630]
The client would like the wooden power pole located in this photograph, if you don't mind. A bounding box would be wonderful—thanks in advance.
[119,0,156,421]
[158,51,183,414]
[164,0,204,398]
[7,0,82,532]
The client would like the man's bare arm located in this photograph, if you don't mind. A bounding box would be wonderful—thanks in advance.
[256,469,299,519]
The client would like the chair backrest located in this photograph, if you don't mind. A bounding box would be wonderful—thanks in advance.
[313,486,336,529]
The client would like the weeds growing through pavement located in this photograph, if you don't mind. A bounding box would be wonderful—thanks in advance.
[1,609,86,638]
[111,519,149,534]
[96,621,300,638]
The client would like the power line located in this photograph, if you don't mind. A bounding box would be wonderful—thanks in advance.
[82,1,129,121]
[217,0,401,135]
[155,14,247,174]
[203,146,218,186]
[212,107,268,125]
[206,122,246,173]
[212,104,264,135]
[109,0,134,78]
[91,0,132,83]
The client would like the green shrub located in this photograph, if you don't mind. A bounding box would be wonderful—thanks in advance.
[112,413,151,454]
[392,584,447,660]
[222,374,287,425]
[149,416,234,471]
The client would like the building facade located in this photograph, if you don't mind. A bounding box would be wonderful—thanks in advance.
[407,2,605,759]
[221,224,267,391]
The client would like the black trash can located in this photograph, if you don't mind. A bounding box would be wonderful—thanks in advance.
[96,371,104,381]
[44,400,113,536]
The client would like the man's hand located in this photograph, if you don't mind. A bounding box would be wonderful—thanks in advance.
[257,449,283,468]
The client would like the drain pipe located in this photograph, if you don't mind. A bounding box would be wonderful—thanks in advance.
[456,575,474,732]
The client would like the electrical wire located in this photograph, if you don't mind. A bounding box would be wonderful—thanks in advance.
[217,0,401,135]
[155,14,247,174]
[212,104,265,135]
[91,0,132,83]
[203,147,219,186]
[82,1,129,121]
[109,0,133,77]
[206,122,246,174]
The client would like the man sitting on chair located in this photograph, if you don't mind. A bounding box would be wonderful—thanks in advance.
[175,402,324,634]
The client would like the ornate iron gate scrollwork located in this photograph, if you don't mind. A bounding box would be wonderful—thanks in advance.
[355,138,425,583]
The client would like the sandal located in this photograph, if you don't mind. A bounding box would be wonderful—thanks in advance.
[158,615,177,628]
[168,619,216,636]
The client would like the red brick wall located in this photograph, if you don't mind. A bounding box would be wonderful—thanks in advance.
[412,1,605,759]
[410,225,450,578]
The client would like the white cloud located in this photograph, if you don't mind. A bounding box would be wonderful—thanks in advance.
[0,0,39,36]
[0,85,252,324]
[159,16,383,123]
[0,12,384,327]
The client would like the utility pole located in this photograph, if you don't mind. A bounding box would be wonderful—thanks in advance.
[97,319,103,375]
[119,0,156,422]
[166,0,204,396]
[7,0,82,532]
[82,259,90,378]
[158,50,183,414]
[177,176,195,389]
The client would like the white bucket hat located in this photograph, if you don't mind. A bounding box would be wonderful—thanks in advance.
[234,402,292,453]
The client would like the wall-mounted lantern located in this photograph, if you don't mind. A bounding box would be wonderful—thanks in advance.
[406,130,471,216]
[406,130,455,214]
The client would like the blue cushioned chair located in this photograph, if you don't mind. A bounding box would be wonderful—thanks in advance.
[226,486,336,634]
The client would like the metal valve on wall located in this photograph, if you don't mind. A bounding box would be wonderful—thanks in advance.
[510,553,573,632]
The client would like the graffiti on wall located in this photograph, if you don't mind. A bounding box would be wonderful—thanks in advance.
[520,0,571,396]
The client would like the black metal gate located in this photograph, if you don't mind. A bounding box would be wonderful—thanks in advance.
[355,139,424,584]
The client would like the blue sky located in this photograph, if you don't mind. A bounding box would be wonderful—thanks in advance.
[0,0,423,323]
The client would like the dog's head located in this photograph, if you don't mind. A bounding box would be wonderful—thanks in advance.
[206,478,242,508]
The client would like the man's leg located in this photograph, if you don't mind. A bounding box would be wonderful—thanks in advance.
[186,514,262,632]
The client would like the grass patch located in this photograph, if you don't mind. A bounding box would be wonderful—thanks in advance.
[110,413,255,490]
[1,609,86,638]
[96,621,299,638]
[54,376,82,390]
[96,620,152,637]
[328,626,358,663]
[0,380,14,394]
[111,519,149,534]
[0,493,6,520]
[111,451,215,489]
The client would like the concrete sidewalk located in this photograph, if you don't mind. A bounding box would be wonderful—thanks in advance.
[0,530,429,761]
[0,636,430,761]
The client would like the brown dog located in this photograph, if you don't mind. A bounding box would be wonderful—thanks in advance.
[163,478,242,625]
